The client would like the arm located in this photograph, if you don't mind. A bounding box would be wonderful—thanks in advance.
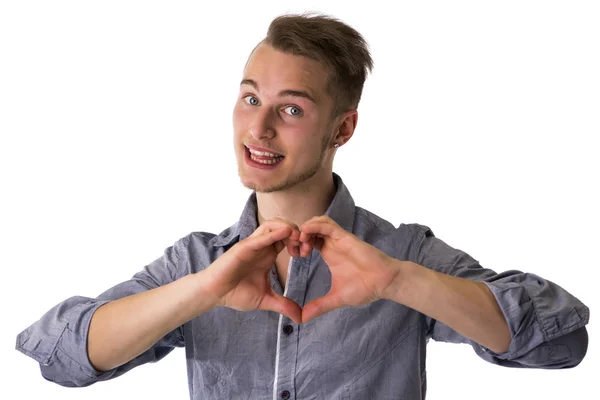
[16,221,302,386]
[90,216,304,371]
[408,226,590,368]
[87,270,216,372]
[15,237,194,387]
[383,261,511,353]
[299,217,590,369]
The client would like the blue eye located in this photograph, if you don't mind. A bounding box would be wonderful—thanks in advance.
[244,96,259,106]
[284,106,302,116]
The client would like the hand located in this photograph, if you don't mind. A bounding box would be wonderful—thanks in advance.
[204,218,303,324]
[299,216,401,323]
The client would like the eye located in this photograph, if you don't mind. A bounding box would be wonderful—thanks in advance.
[283,106,303,116]
[243,95,260,106]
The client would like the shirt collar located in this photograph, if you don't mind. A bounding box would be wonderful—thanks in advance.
[211,172,356,247]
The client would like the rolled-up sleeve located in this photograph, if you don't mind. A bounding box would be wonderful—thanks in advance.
[413,225,590,369]
[15,236,190,387]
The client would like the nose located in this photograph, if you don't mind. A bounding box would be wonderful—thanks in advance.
[249,109,276,140]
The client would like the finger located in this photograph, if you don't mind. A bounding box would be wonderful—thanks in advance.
[313,236,324,252]
[300,220,342,240]
[300,236,314,257]
[272,217,301,232]
[264,218,301,235]
[287,241,300,258]
[247,226,292,251]
[273,239,285,254]
[305,215,333,224]
[259,292,303,325]
[302,293,342,323]
[251,218,300,238]
[282,235,301,258]
[300,218,340,242]
[286,228,301,241]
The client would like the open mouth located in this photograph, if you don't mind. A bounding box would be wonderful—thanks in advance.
[245,145,285,166]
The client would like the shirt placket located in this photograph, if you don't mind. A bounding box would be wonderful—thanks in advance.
[272,255,311,400]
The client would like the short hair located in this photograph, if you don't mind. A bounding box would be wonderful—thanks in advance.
[262,13,373,117]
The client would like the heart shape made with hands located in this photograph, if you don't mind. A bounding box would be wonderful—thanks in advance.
[255,215,400,324]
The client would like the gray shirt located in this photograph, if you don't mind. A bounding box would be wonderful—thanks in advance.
[16,173,589,399]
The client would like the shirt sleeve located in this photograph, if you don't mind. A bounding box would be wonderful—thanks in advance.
[411,224,590,369]
[15,235,191,387]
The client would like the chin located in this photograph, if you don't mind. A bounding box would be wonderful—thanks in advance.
[239,177,281,193]
[236,165,282,194]
[237,170,272,193]
[242,170,323,194]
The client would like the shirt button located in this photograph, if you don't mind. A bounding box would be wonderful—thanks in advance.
[283,325,293,335]
[280,390,291,399]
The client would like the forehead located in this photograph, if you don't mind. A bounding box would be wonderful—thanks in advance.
[242,43,330,102]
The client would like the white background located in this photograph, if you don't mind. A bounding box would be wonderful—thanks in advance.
[1,1,598,399]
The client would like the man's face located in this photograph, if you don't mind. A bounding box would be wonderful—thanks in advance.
[233,43,336,193]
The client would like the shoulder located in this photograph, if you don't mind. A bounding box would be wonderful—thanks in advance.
[169,221,241,277]
[353,206,434,260]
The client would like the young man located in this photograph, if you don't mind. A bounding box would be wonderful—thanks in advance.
[16,13,589,400]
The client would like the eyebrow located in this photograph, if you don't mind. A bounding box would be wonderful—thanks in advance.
[240,79,317,104]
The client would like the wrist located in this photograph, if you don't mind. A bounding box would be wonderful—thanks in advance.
[189,270,222,312]
[381,259,424,305]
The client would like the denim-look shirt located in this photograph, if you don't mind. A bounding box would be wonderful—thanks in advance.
[16,173,589,399]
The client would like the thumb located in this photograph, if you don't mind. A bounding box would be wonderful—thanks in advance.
[302,293,342,323]
[259,291,302,325]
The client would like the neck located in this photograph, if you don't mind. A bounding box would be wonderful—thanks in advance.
[256,171,337,229]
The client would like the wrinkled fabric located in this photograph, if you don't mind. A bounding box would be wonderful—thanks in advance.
[16,173,589,399]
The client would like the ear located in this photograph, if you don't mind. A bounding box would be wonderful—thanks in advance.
[332,110,358,148]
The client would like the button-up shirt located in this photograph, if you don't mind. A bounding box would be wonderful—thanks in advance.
[16,173,589,399]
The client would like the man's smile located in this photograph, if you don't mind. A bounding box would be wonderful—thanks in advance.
[245,144,285,166]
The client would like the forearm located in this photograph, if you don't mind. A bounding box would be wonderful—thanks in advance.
[88,270,217,371]
[385,260,511,353]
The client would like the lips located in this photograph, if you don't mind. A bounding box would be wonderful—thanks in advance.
[245,144,284,158]
[244,145,285,168]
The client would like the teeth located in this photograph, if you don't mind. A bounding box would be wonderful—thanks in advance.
[250,153,283,164]
[247,146,281,157]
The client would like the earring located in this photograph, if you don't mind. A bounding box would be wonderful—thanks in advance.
[334,143,340,148]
